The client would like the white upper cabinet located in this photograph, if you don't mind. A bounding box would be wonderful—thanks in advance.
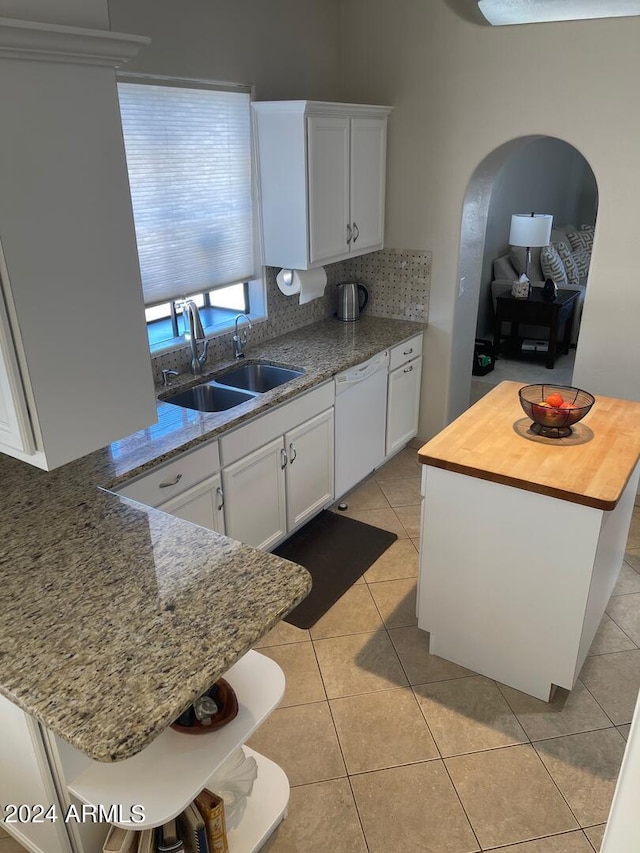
[349,118,389,256]
[0,282,33,457]
[253,101,392,270]
[307,115,351,266]
[0,17,157,470]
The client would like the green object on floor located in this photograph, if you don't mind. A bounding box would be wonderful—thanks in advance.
[275,510,397,629]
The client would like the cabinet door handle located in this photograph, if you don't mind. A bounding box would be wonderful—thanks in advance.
[289,442,297,464]
[159,473,183,489]
[352,221,359,243]
[281,448,288,469]
[403,366,414,373]
[346,223,352,245]
[403,348,414,356]
[216,486,224,511]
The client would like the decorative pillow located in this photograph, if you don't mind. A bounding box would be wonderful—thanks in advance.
[551,227,574,245]
[552,240,580,286]
[566,228,593,254]
[540,245,568,287]
[509,246,543,282]
[572,247,591,279]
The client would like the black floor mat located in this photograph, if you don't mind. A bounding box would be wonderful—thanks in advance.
[275,510,397,629]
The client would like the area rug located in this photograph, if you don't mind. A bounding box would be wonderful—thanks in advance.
[275,510,397,629]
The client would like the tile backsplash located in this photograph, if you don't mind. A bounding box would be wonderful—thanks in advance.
[150,248,431,383]
[340,248,432,323]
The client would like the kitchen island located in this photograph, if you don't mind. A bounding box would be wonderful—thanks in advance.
[417,380,640,702]
[0,314,424,852]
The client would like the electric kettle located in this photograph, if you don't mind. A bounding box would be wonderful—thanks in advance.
[336,282,369,322]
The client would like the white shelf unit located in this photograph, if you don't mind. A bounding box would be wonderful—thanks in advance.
[67,651,286,832]
[226,749,289,853]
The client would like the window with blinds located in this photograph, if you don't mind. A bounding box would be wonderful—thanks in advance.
[117,80,255,308]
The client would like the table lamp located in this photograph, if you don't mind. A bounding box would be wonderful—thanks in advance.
[509,212,553,289]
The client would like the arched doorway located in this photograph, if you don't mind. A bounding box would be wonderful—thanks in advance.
[449,135,598,419]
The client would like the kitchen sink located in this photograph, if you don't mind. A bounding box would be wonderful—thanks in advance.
[163,384,255,413]
[215,363,304,393]
[162,362,304,413]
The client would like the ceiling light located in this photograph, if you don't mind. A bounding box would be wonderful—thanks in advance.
[478,0,640,25]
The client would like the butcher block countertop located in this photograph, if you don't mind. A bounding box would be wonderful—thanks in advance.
[418,381,640,511]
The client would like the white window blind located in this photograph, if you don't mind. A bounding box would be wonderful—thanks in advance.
[118,81,254,306]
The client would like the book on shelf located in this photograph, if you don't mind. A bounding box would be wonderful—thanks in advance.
[136,829,155,853]
[103,825,138,853]
[194,789,228,853]
[156,818,185,852]
[178,801,210,853]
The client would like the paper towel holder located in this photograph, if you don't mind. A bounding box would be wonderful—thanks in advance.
[276,266,327,304]
[279,269,295,289]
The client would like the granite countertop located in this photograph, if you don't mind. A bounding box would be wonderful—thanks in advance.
[0,315,424,763]
[105,315,426,487]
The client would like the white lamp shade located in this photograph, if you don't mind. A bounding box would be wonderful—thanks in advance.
[509,214,553,247]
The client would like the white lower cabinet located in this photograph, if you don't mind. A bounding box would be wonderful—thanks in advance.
[116,440,225,535]
[223,408,334,550]
[285,410,334,531]
[385,333,423,458]
[223,437,288,550]
[158,472,226,535]
[386,355,422,456]
[0,694,74,853]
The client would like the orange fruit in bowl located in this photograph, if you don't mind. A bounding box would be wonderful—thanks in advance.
[545,392,564,408]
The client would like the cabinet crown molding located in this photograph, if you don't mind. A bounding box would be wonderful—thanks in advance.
[0,17,150,66]
[252,100,393,118]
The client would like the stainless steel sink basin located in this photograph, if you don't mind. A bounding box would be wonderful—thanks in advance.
[216,363,304,393]
[163,384,255,413]
[161,362,304,413]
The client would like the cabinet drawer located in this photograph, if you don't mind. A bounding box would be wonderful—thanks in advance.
[221,381,334,467]
[389,334,423,372]
[116,440,220,508]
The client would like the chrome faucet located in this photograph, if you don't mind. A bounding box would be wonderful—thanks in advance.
[233,313,252,359]
[180,299,209,374]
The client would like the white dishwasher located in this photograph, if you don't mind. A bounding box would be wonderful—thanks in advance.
[334,350,389,498]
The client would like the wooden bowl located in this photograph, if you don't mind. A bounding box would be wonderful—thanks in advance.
[171,678,239,734]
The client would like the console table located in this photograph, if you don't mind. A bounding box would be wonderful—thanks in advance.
[493,289,579,369]
[417,381,640,702]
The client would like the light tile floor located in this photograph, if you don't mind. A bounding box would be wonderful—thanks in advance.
[470,348,575,407]
[249,445,640,853]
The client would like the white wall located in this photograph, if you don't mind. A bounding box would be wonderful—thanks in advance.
[103,0,640,437]
[339,0,640,436]
[476,136,597,339]
[108,0,343,102]
[0,0,109,28]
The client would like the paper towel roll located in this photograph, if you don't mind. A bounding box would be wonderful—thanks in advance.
[276,267,327,305]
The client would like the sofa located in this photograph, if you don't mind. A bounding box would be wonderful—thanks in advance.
[491,224,594,346]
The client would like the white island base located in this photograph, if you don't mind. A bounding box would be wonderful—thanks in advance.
[417,463,640,702]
